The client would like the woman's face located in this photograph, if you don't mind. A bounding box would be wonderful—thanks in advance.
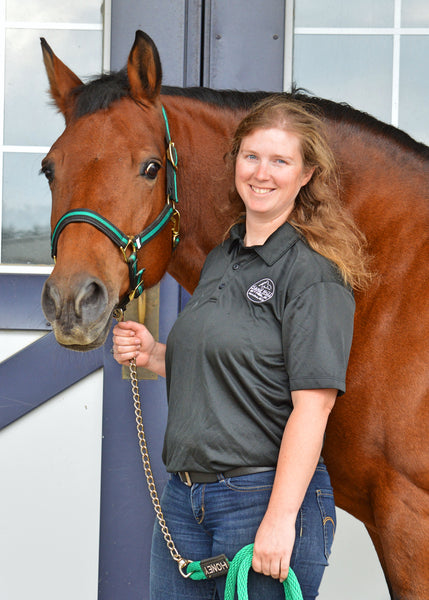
[235,127,314,224]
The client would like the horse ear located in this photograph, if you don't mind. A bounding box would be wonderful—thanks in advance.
[127,30,162,103]
[40,37,83,121]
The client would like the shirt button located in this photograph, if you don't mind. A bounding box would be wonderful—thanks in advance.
[232,263,240,270]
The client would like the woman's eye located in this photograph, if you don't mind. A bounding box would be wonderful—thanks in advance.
[142,161,161,180]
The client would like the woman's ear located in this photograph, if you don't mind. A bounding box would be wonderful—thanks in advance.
[302,167,315,187]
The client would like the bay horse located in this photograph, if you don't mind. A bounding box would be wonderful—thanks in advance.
[40,31,428,599]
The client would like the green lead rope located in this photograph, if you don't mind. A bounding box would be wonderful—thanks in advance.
[187,543,303,600]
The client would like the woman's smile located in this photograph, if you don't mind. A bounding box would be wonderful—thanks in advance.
[250,185,275,195]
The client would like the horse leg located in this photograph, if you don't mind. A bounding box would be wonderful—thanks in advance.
[365,526,395,599]
[371,469,429,600]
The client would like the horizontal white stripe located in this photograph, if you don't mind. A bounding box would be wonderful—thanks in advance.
[0,265,53,274]
[295,27,429,35]
[5,21,102,30]
[2,146,51,153]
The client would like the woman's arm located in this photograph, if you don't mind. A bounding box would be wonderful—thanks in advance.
[252,388,337,582]
[112,320,167,378]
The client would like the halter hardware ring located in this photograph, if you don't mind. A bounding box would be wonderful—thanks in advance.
[170,203,181,248]
[128,280,144,303]
[178,559,192,579]
[120,237,137,263]
[167,141,178,170]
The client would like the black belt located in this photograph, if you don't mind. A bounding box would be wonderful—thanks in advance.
[176,466,275,486]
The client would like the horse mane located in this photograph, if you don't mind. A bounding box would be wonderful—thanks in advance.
[72,69,130,117]
[71,70,429,159]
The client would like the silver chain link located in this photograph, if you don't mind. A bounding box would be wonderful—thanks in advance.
[128,357,191,577]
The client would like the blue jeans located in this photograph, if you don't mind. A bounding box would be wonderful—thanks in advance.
[150,465,335,600]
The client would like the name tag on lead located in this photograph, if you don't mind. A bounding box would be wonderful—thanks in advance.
[200,554,230,578]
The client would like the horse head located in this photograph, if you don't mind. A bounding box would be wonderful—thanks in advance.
[40,31,178,350]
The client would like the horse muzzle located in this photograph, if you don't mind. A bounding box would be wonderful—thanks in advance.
[42,274,114,350]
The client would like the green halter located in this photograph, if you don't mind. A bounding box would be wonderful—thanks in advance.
[50,105,180,313]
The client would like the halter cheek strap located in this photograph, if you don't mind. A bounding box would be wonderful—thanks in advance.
[50,105,180,313]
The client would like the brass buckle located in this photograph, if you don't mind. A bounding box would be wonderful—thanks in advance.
[179,471,192,486]
[170,205,181,248]
[167,141,178,169]
[120,237,136,263]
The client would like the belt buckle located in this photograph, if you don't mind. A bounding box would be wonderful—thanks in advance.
[179,471,192,486]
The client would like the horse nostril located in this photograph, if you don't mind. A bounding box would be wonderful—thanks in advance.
[75,278,108,323]
[41,279,62,321]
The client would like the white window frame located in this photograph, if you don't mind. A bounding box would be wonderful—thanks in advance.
[283,0,429,127]
[0,0,111,274]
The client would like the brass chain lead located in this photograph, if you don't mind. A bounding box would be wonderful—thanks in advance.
[128,357,191,577]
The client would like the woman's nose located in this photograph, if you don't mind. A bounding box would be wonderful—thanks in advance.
[254,161,270,180]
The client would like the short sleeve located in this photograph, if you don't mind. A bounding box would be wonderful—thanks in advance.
[282,282,355,395]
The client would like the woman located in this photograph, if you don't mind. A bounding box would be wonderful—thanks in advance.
[112,95,371,600]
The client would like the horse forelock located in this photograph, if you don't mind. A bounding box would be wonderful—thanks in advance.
[70,69,130,118]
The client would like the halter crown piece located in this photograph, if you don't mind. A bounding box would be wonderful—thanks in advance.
[50,106,180,315]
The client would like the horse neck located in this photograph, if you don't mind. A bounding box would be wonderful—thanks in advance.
[161,95,245,292]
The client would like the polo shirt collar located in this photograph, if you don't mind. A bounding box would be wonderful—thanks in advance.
[228,220,301,266]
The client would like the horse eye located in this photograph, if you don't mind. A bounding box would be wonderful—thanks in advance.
[142,161,161,180]
[40,162,55,184]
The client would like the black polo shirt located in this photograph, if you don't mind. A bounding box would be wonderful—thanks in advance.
[163,221,355,473]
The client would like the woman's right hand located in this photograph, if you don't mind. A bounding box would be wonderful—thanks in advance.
[112,320,154,366]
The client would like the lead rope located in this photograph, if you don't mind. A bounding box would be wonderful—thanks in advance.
[223,544,303,600]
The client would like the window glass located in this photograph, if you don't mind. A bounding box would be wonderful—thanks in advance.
[401,0,429,27]
[1,0,104,265]
[293,34,393,123]
[399,36,429,145]
[6,0,103,23]
[2,153,52,264]
[4,29,103,147]
[294,0,394,27]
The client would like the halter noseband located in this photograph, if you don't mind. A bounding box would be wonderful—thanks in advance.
[50,105,180,315]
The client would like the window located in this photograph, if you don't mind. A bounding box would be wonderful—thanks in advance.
[291,0,429,145]
[0,0,108,267]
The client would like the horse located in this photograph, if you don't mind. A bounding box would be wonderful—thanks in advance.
[40,30,429,599]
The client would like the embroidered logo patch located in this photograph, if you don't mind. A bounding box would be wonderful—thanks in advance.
[247,278,275,303]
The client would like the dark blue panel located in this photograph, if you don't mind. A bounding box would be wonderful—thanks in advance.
[178,286,191,312]
[205,0,285,91]
[0,274,51,330]
[0,332,103,429]
[98,275,179,600]
[110,0,203,87]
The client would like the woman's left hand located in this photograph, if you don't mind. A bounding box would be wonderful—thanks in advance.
[252,515,296,583]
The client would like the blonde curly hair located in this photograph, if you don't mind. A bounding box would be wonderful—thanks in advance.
[227,95,372,291]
